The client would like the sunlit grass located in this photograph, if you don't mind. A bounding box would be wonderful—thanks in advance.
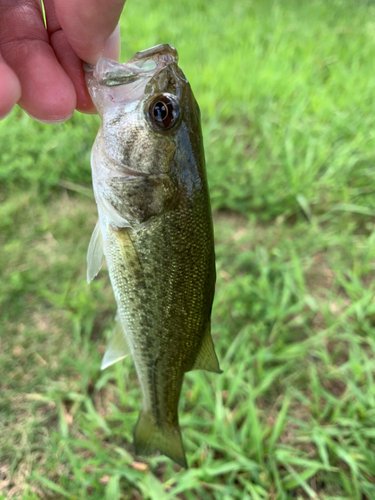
[2,0,375,498]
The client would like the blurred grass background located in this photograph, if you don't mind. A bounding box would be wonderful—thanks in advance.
[2,0,375,498]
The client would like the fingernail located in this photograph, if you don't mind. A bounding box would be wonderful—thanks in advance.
[103,24,121,61]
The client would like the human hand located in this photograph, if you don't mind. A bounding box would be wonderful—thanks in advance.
[0,0,125,122]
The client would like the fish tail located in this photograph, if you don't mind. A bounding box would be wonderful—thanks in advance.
[133,408,188,469]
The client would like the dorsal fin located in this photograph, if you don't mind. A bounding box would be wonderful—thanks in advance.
[101,314,131,370]
[87,221,104,283]
[191,325,222,373]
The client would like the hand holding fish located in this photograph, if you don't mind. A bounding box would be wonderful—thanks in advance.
[0,0,125,122]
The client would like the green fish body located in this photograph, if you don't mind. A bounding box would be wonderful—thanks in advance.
[85,45,221,468]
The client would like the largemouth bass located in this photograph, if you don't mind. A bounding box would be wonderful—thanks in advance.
[85,44,221,468]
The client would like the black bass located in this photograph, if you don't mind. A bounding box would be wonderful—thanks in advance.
[85,44,221,468]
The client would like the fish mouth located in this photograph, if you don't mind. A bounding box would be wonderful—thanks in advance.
[85,44,178,88]
[85,44,181,115]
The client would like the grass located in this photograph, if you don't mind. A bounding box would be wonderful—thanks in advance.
[2,0,375,498]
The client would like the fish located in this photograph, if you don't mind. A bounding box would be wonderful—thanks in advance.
[85,44,221,469]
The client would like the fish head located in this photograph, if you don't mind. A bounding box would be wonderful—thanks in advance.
[85,44,203,178]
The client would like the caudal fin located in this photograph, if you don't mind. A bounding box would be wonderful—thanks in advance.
[133,409,188,469]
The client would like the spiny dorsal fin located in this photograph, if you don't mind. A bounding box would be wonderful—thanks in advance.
[101,314,131,370]
[191,325,222,373]
[87,221,104,283]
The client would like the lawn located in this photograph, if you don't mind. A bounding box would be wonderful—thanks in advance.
[1,0,375,498]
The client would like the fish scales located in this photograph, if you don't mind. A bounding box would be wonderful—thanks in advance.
[85,44,221,468]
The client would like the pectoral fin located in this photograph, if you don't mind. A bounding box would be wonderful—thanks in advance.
[191,326,222,374]
[98,195,131,228]
[87,221,104,283]
[101,315,131,370]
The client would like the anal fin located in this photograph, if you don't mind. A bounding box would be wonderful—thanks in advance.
[191,325,222,373]
[101,314,131,370]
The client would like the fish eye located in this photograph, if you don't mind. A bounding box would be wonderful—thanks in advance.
[147,93,180,131]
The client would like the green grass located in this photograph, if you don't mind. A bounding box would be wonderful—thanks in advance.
[2,0,375,498]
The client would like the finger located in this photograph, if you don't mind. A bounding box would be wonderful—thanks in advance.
[0,0,76,122]
[54,0,124,65]
[43,0,95,114]
[0,53,21,119]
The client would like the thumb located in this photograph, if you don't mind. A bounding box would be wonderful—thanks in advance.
[54,0,125,65]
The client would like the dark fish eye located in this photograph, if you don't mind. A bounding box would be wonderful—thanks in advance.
[148,93,180,131]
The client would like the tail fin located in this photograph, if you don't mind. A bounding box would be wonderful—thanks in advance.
[133,409,188,469]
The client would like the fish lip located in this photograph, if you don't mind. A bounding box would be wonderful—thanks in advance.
[85,44,178,88]
[84,44,184,116]
[131,44,178,64]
